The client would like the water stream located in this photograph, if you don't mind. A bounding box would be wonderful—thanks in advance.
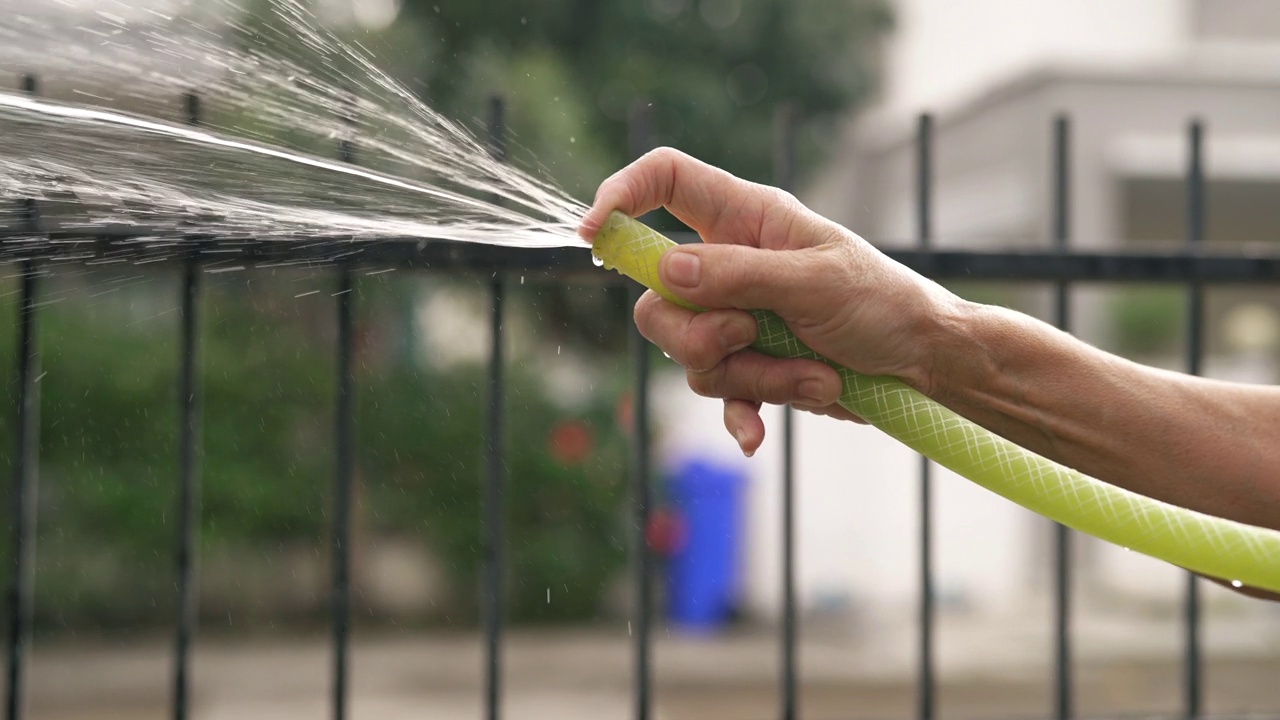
[0,0,590,257]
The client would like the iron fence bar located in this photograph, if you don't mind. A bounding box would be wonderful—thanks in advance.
[1183,119,1205,720]
[881,249,1280,284]
[330,91,358,720]
[483,95,508,720]
[331,264,355,720]
[627,102,655,720]
[773,103,799,720]
[4,265,38,720]
[0,81,1261,720]
[171,91,204,720]
[915,112,936,720]
[1051,114,1073,720]
[5,73,42,720]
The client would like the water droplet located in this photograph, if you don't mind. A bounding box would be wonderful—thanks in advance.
[557,345,561,355]
[662,351,671,359]
[520,275,525,284]
[1231,579,1244,588]
[1122,547,1131,552]
[547,588,551,603]
[591,254,604,267]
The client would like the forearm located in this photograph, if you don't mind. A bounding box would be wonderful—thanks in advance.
[922,300,1280,534]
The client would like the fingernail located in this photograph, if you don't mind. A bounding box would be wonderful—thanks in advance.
[733,427,755,458]
[664,249,701,288]
[799,377,830,405]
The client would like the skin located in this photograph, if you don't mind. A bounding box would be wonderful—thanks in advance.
[579,147,1280,600]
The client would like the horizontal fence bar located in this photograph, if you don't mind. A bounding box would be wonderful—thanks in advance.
[7,229,1280,283]
[0,231,599,273]
[883,248,1280,284]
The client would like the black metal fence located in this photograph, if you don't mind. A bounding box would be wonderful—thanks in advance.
[5,74,1280,720]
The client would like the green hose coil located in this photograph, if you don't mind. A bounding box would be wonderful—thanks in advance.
[592,210,1280,593]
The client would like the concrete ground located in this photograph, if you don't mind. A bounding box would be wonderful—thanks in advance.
[23,602,1280,720]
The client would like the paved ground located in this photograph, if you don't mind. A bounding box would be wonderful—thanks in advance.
[23,602,1280,720]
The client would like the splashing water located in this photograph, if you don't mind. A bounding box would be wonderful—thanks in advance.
[0,0,591,253]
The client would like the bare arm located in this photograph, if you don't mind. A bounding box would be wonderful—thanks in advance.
[583,147,1280,599]
[926,301,1280,534]
[925,303,1280,599]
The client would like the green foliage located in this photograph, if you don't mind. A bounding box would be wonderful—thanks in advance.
[0,273,628,629]
[228,0,894,199]
[0,0,892,631]
[360,359,629,622]
[1112,286,1185,356]
[398,0,892,194]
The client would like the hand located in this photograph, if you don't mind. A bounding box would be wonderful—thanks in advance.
[580,148,958,456]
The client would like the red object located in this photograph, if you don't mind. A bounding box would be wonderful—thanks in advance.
[646,508,688,556]
[548,420,594,465]
[615,392,633,433]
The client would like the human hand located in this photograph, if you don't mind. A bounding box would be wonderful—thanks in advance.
[580,148,958,456]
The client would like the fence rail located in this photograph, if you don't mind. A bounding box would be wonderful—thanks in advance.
[5,76,1279,720]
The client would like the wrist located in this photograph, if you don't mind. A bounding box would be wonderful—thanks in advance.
[903,291,980,399]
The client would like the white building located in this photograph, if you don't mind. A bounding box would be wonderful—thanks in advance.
[656,0,1280,624]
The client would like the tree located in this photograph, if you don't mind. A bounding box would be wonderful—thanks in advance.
[396,0,892,198]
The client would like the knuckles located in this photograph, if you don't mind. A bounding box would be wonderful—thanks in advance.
[686,365,726,399]
[680,315,728,372]
[636,292,744,373]
[640,147,694,173]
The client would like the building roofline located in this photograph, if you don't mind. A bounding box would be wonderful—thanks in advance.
[856,51,1280,153]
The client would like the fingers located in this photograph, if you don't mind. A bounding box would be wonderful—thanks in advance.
[694,353,844,458]
[659,241,849,316]
[578,147,749,241]
[634,290,756,371]
[636,289,843,405]
[722,398,866,458]
[687,352,842,407]
[724,400,765,457]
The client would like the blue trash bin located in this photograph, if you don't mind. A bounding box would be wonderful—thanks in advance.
[664,458,745,631]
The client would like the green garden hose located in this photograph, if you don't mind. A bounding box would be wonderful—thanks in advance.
[591,210,1280,593]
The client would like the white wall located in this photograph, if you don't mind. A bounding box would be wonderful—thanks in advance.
[879,0,1189,118]
[653,0,1280,623]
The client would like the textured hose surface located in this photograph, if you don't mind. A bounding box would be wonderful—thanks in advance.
[592,211,1280,592]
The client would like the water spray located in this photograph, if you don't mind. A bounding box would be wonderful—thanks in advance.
[591,210,1280,594]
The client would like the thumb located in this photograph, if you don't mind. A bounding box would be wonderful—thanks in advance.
[658,243,837,315]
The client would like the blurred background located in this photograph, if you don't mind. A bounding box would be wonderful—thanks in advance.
[2,0,1280,718]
